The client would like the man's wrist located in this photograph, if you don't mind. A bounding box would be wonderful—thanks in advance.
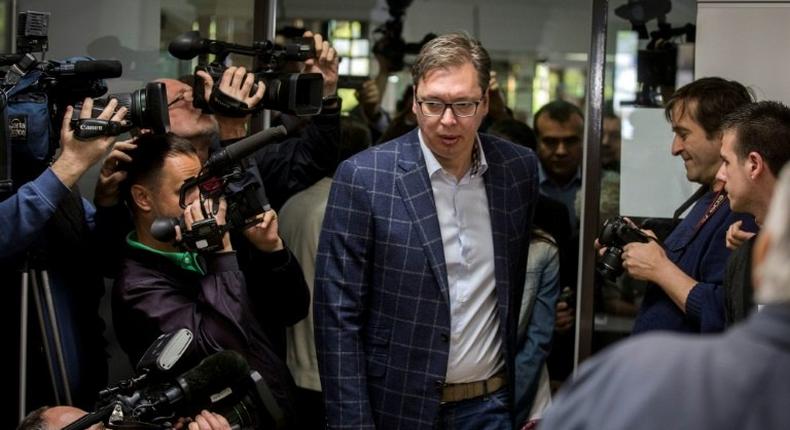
[321,94,342,114]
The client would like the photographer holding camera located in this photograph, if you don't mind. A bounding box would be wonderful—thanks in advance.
[600,77,757,334]
[111,132,303,427]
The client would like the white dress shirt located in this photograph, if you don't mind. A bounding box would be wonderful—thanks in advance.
[418,130,504,383]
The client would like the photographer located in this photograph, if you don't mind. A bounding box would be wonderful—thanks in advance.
[1,99,126,426]
[111,133,303,427]
[600,78,757,334]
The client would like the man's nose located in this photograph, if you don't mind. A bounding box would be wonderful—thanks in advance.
[439,106,457,125]
[671,136,683,156]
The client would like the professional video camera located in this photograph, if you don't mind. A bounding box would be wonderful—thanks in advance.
[615,0,696,107]
[372,0,436,72]
[168,30,323,116]
[0,11,170,191]
[69,81,170,139]
[597,216,653,280]
[65,346,284,429]
[150,126,289,253]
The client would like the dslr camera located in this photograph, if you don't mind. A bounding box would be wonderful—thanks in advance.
[168,31,323,116]
[597,216,652,280]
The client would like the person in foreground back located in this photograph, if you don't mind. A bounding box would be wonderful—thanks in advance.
[540,162,790,430]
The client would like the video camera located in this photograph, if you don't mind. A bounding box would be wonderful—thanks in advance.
[615,0,696,107]
[150,126,289,253]
[372,0,436,72]
[0,11,170,192]
[70,81,170,139]
[168,30,323,116]
[65,331,285,430]
[597,216,653,280]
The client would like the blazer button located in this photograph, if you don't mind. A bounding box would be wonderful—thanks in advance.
[440,333,449,343]
[434,379,444,392]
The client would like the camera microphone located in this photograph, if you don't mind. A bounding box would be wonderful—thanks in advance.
[47,60,123,79]
[156,349,251,408]
[202,125,288,175]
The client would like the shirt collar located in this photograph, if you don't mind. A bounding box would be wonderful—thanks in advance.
[126,232,205,275]
[417,129,489,179]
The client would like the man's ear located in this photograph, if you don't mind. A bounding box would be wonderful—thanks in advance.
[131,184,153,213]
[748,151,766,180]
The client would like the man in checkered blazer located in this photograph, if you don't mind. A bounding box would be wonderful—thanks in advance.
[314,33,539,430]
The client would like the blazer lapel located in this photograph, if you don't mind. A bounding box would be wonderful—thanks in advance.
[482,139,512,331]
[395,131,450,304]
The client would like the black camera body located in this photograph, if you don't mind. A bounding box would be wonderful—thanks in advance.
[597,216,652,280]
[150,126,288,254]
[168,31,323,116]
[69,350,282,430]
[70,81,170,138]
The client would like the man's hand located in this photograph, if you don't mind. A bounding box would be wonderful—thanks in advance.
[243,209,284,253]
[52,98,128,188]
[94,138,137,207]
[182,197,233,252]
[555,299,575,334]
[622,229,696,311]
[196,66,265,140]
[726,220,756,250]
[356,79,383,122]
[620,230,665,282]
[303,31,339,97]
[189,410,232,430]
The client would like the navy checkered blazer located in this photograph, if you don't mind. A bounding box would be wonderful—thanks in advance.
[314,128,539,429]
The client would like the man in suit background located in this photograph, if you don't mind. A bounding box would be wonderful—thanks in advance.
[314,33,539,429]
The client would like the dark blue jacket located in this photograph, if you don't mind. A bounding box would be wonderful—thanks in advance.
[633,189,757,333]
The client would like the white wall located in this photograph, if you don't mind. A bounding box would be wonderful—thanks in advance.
[696,1,790,103]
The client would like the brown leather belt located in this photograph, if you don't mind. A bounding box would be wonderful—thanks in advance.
[441,372,507,403]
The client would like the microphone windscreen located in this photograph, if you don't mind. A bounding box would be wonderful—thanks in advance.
[72,60,123,78]
[177,350,251,403]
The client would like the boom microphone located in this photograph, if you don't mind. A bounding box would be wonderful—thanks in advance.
[47,60,123,79]
[202,125,288,174]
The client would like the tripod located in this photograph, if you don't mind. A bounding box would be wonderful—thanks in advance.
[18,255,72,422]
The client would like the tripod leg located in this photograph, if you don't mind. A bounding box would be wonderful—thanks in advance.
[30,269,62,405]
[19,270,29,423]
[40,268,73,405]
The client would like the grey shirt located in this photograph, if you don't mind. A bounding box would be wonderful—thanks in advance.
[541,304,790,430]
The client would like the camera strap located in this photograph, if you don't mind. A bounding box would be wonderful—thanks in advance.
[693,187,727,232]
[71,118,132,139]
[209,89,256,118]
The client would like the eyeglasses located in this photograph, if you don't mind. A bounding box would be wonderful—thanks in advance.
[416,100,482,117]
[167,90,192,109]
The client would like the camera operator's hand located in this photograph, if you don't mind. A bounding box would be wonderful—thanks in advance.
[243,209,284,253]
[52,98,128,189]
[726,220,756,250]
[188,410,232,430]
[196,66,264,140]
[183,197,233,253]
[303,31,339,98]
[555,287,576,334]
[622,229,696,310]
[356,79,384,122]
[94,137,138,207]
